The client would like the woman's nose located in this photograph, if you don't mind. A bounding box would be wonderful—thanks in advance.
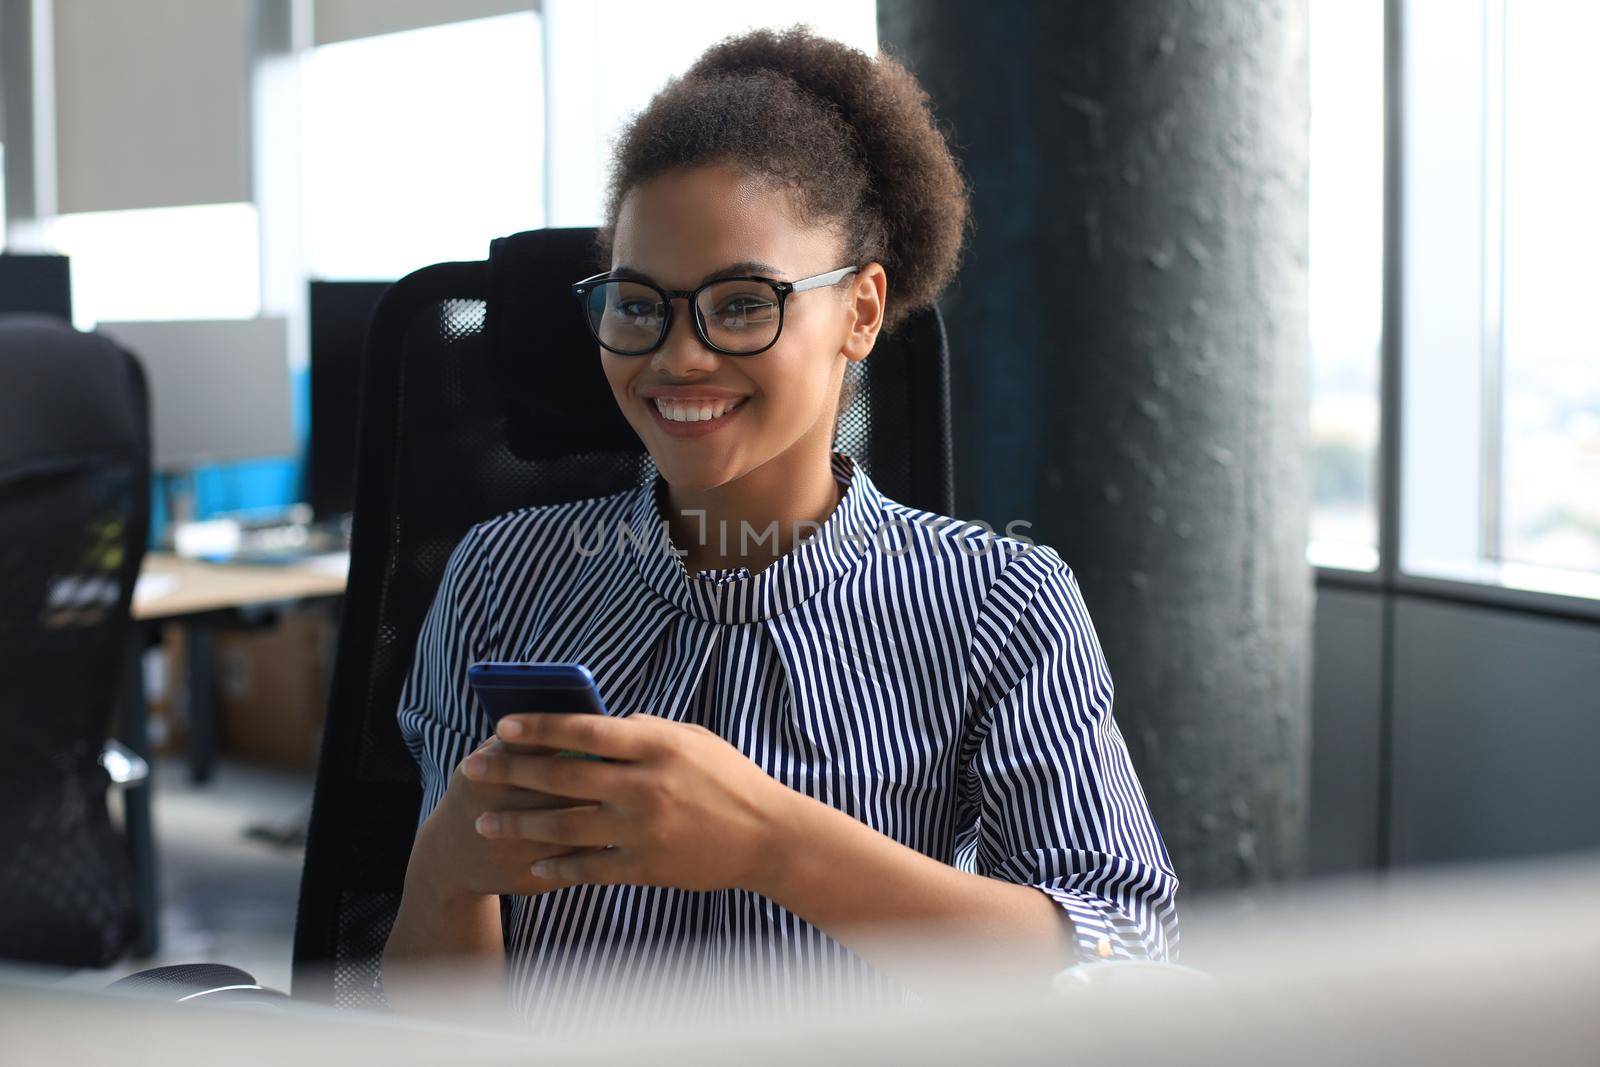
[650,301,722,374]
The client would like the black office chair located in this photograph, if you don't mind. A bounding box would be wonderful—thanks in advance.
[0,315,153,969]
[118,226,954,1008]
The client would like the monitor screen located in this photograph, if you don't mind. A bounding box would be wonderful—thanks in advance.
[96,317,294,472]
[0,254,73,321]
[308,280,391,521]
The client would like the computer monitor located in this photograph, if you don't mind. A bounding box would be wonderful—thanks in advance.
[308,280,390,522]
[0,253,73,321]
[95,317,294,471]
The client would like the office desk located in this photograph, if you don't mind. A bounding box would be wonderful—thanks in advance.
[132,551,348,783]
[118,550,347,956]
[134,552,349,622]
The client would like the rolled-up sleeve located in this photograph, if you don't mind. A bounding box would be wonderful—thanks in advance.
[957,545,1180,965]
[395,524,495,838]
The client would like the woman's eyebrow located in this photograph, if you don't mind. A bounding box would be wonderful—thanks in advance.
[612,260,787,286]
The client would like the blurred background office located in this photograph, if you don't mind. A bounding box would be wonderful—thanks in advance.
[0,0,1594,1002]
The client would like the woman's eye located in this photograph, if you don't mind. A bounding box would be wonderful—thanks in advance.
[718,299,776,320]
[616,301,659,319]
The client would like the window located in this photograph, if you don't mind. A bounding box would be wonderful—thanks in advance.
[1499,1,1600,580]
[1308,0,1385,571]
[1309,1,1599,601]
[299,11,543,280]
[43,202,262,330]
[1401,0,1600,599]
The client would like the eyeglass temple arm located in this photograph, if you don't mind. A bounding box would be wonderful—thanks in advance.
[787,265,860,293]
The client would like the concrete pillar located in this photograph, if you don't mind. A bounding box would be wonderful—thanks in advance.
[879,0,1313,888]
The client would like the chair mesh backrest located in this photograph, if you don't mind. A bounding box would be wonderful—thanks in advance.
[292,228,953,1006]
[0,315,150,968]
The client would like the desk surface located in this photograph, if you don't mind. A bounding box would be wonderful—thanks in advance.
[133,551,349,621]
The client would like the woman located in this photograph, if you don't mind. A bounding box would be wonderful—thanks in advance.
[380,25,1178,1032]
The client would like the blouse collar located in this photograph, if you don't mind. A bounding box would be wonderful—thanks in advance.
[625,451,886,624]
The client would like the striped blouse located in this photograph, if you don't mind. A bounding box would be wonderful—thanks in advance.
[394,450,1179,1031]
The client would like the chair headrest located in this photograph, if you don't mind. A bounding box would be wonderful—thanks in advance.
[0,315,147,473]
[484,228,643,459]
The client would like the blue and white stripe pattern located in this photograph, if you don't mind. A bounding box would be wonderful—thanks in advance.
[395,450,1179,1029]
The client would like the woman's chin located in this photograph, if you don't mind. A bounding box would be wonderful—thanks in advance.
[648,451,739,492]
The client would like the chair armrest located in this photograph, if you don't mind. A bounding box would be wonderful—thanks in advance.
[106,963,289,1005]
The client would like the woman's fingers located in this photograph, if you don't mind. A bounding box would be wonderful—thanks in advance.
[476,804,621,848]
[529,846,636,887]
[498,786,593,811]
[495,712,666,762]
[462,747,633,802]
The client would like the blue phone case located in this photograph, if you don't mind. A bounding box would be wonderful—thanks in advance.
[467,661,609,760]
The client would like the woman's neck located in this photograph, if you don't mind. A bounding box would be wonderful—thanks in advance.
[664,450,843,576]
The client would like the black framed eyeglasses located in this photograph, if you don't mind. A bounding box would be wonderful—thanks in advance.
[570,265,860,356]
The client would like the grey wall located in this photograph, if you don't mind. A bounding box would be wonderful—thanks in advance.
[312,0,532,46]
[1389,597,1600,864]
[1308,587,1384,873]
[1308,583,1600,873]
[52,0,254,214]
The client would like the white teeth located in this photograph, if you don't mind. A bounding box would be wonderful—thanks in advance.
[653,396,745,423]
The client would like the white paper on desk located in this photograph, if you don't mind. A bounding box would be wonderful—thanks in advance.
[133,573,179,604]
[303,551,350,577]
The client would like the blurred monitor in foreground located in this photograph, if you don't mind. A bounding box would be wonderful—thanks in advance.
[1,852,1595,1065]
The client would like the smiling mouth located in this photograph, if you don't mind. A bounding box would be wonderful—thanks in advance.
[651,396,748,423]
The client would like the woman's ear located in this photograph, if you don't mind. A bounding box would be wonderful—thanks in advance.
[841,261,887,363]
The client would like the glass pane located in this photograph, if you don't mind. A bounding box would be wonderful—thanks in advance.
[1307,0,1385,570]
[301,12,543,280]
[1500,0,1600,577]
[43,203,262,329]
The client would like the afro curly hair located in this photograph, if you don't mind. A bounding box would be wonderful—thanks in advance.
[595,24,972,337]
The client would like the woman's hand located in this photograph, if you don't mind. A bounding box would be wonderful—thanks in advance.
[461,712,801,894]
[408,734,608,902]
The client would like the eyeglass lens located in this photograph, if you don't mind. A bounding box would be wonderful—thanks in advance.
[583,279,781,355]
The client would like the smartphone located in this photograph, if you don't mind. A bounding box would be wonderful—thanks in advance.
[467,661,610,761]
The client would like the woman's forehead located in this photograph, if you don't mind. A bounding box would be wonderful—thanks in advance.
[613,164,838,282]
